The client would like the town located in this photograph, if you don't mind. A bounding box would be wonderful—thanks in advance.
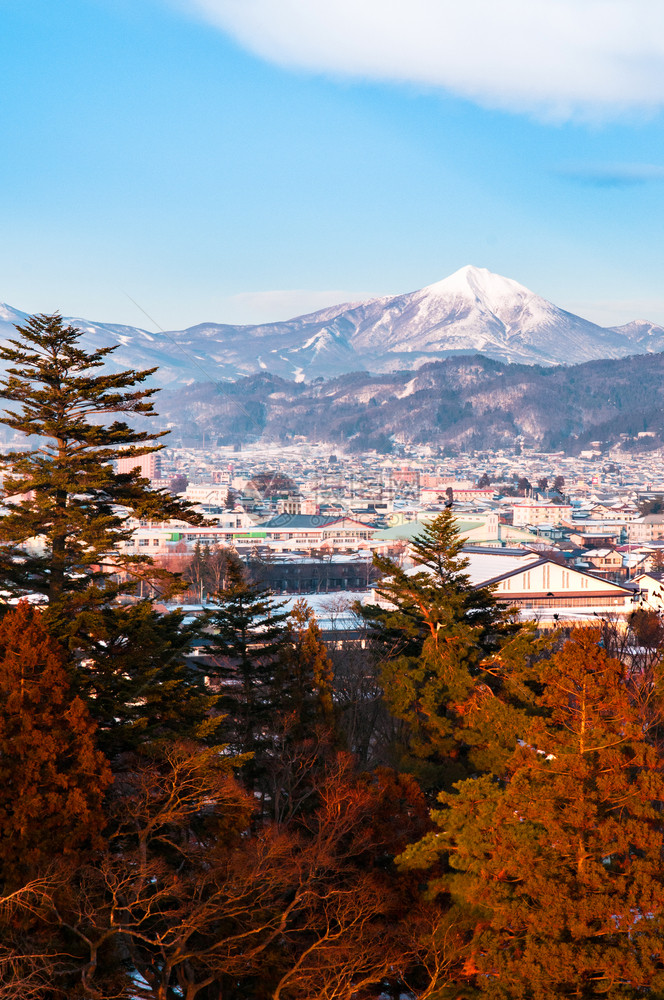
[108,440,664,633]
[4,0,664,993]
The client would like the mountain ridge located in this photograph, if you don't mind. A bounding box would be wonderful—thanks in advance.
[2,266,664,385]
[151,352,664,456]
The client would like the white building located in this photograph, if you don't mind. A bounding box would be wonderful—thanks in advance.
[372,547,635,629]
[183,485,231,506]
[627,515,664,543]
[482,555,634,623]
[512,500,572,526]
[421,487,496,504]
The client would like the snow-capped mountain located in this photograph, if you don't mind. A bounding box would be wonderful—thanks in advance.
[2,266,664,385]
[322,266,640,367]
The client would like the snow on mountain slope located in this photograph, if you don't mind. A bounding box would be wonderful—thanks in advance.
[609,318,664,353]
[346,266,630,366]
[0,302,29,333]
[0,267,662,386]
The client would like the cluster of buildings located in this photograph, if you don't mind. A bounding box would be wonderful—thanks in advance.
[113,443,664,631]
[4,434,663,632]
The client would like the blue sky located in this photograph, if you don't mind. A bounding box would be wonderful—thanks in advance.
[1,0,664,329]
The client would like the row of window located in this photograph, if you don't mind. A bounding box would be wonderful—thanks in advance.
[501,570,591,591]
[505,596,627,608]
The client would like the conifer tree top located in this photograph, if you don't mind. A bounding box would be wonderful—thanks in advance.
[0,313,202,608]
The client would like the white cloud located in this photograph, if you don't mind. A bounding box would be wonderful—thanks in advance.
[176,0,664,119]
[223,288,370,323]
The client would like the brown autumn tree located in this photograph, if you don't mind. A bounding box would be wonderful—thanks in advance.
[400,628,664,998]
[0,602,111,891]
[53,747,439,1000]
[0,877,70,1000]
[58,741,253,999]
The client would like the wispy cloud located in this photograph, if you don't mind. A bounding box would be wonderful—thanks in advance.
[557,163,664,187]
[174,0,664,120]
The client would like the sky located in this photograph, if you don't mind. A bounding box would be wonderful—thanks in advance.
[1,0,664,330]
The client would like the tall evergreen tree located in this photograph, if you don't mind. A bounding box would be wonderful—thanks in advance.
[360,510,524,789]
[278,599,336,739]
[208,558,290,769]
[400,628,664,998]
[74,601,220,760]
[261,601,339,821]
[0,312,201,613]
[0,314,217,758]
[362,509,513,659]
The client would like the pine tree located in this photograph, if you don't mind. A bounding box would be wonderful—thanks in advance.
[360,509,523,789]
[208,559,290,769]
[362,509,513,659]
[400,628,664,998]
[0,315,219,758]
[0,312,201,614]
[74,601,220,760]
[259,601,339,820]
[0,602,111,890]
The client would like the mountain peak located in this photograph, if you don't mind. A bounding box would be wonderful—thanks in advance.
[0,267,661,386]
[0,303,24,323]
[421,264,533,304]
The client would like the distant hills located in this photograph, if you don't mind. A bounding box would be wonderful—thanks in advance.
[153,352,664,456]
[4,269,664,456]
[2,265,664,386]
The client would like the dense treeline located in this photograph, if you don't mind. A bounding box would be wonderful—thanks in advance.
[154,352,664,454]
[2,317,664,998]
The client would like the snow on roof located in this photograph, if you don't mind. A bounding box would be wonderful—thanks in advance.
[404,548,539,586]
[465,550,539,586]
[278,592,368,617]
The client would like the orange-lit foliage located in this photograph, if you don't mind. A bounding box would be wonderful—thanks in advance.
[401,627,664,998]
[0,602,110,889]
[51,748,438,1000]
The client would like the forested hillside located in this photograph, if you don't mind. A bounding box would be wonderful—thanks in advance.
[154,351,664,454]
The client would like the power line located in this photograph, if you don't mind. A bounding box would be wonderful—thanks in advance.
[123,292,262,431]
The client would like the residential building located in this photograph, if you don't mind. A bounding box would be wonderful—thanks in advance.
[116,451,162,481]
[512,500,572,526]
